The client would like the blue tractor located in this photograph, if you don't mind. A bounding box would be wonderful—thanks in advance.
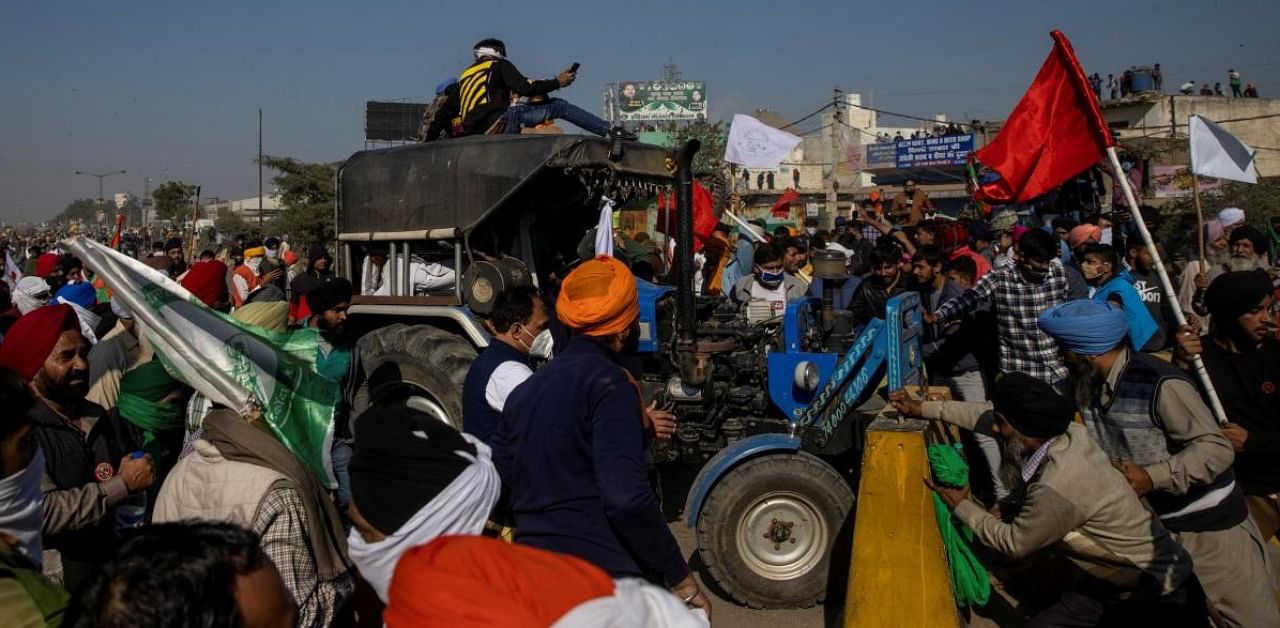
[336,136,923,609]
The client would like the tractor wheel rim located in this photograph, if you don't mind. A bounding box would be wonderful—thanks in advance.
[735,490,827,581]
[405,393,452,427]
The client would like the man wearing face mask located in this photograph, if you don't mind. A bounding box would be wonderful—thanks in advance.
[1079,243,1159,352]
[731,243,807,314]
[494,257,710,618]
[0,305,154,591]
[464,286,549,447]
[232,246,265,309]
[0,367,70,626]
[926,229,1071,386]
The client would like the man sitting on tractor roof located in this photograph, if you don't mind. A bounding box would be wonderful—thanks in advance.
[458,38,634,139]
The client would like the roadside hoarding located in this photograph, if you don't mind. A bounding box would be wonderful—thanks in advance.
[1151,165,1222,198]
[863,134,976,170]
[614,81,707,122]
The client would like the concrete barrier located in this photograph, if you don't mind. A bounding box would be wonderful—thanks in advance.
[844,415,960,628]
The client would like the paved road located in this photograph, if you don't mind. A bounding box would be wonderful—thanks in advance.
[669,522,828,628]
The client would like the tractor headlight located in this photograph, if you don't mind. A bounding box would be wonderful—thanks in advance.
[793,361,820,392]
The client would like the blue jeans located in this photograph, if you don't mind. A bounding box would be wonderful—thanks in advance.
[330,440,353,531]
[504,98,611,136]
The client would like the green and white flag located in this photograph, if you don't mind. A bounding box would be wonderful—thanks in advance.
[64,236,339,488]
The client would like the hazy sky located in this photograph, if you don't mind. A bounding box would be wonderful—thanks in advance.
[2,0,1277,221]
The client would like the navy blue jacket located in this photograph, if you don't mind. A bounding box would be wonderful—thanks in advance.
[462,340,529,446]
[493,336,688,585]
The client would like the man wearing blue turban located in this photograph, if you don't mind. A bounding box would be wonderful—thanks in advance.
[1039,300,1278,627]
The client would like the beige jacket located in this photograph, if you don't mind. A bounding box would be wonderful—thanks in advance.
[85,321,154,410]
[153,440,285,526]
[923,399,1194,598]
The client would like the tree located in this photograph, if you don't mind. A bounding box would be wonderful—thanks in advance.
[57,198,102,223]
[153,181,198,223]
[258,155,338,245]
[670,119,728,177]
[1151,180,1280,261]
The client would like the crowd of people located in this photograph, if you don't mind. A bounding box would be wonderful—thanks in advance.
[1,172,1278,627]
[1085,65,1262,100]
[689,177,1280,626]
[0,221,714,626]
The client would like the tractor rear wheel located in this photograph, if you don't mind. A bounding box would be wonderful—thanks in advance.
[356,324,477,430]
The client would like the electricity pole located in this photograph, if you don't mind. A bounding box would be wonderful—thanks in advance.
[75,169,126,224]
[258,108,264,228]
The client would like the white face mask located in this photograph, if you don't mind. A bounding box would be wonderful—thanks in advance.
[265,248,279,259]
[529,329,554,359]
[245,257,263,274]
[0,448,46,568]
[806,227,817,236]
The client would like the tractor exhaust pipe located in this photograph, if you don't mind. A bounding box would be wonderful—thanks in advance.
[674,140,700,346]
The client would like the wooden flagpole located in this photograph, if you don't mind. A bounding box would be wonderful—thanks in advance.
[1106,147,1228,425]
[1192,174,1206,269]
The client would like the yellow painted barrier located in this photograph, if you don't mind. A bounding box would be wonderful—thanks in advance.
[844,416,960,628]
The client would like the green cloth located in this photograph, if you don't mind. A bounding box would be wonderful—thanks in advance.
[0,542,68,628]
[117,360,184,450]
[928,443,991,608]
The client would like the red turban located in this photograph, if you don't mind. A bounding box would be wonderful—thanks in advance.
[35,253,61,279]
[180,261,229,307]
[556,257,639,337]
[936,220,969,252]
[385,536,614,628]
[0,304,80,381]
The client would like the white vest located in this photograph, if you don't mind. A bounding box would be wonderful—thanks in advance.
[153,440,287,527]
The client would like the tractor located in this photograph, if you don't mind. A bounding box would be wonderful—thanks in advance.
[335,134,923,608]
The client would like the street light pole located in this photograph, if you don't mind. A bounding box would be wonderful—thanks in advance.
[74,169,127,221]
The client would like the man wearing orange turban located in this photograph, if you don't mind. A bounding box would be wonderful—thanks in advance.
[494,257,710,617]
[386,536,707,627]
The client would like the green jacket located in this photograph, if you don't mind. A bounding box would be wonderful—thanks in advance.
[0,542,68,628]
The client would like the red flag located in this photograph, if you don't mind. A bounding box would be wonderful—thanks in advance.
[109,214,125,250]
[973,30,1114,204]
[655,183,718,252]
[770,188,799,218]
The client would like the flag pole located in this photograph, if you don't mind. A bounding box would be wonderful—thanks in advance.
[1191,173,1206,268]
[1105,146,1228,425]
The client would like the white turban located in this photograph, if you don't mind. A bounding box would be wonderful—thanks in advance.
[1217,207,1246,228]
[13,277,50,315]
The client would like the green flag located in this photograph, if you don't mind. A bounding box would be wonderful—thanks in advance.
[64,236,339,488]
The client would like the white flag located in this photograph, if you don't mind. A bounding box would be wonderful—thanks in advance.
[1190,115,1258,184]
[62,236,340,487]
[724,114,802,169]
[4,252,21,289]
[594,196,616,258]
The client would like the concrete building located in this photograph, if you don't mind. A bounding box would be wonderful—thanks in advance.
[734,93,985,225]
[202,194,283,222]
[1103,93,1280,180]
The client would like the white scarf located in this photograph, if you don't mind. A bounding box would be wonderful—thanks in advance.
[0,448,46,568]
[347,433,501,603]
[553,578,709,628]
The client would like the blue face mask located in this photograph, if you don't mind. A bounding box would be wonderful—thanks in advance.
[760,270,785,285]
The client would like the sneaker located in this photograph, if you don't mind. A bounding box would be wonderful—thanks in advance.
[609,127,638,141]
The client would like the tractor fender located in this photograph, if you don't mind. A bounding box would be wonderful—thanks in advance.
[347,303,490,348]
[683,433,802,527]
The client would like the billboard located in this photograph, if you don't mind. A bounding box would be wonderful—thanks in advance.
[863,134,976,170]
[614,81,707,122]
[1151,165,1222,198]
